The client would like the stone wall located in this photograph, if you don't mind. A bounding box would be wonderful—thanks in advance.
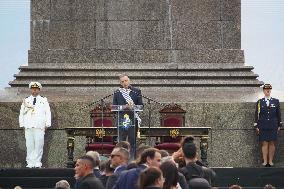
[30,0,240,51]
[1,101,283,168]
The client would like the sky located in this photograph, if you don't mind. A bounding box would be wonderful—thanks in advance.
[0,0,283,90]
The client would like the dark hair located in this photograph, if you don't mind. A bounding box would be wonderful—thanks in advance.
[78,155,95,168]
[136,144,151,160]
[138,167,162,189]
[181,136,197,159]
[104,160,115,174]
[160,161,178,189]
[116,141,131,151]
[181,136,195,146]
[137,148,160,165]
[188,178,211,189]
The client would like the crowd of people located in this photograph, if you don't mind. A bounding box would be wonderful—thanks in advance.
[2,136,279,189]
[61,136,267,189]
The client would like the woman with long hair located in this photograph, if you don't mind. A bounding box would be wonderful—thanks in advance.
[138,167,164,189]
[160,161,179,189]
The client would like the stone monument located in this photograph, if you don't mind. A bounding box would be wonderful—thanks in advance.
[2,0,283,169]
[9,0,263,102]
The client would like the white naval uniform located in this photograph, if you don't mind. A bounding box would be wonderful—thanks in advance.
[19,95,51,168]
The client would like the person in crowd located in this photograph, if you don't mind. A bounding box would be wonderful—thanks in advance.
[55,180,70,189]
[159,150,170,158]
[74,155,104,189]
[115,141,131,152]
[160,161,179,189]
[126,144,152,170]
[86,151,102,178]
[112,148,161,189]
[188,178,211,189]
[105,147,130,189]
[160,159,188,189]
[254,84,282,167]
[99,160,115,187]
[179,136,215,186]
[138,167,165,189]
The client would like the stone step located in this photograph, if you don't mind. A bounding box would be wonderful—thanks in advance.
[9,78,262,87]
[14,70,258,78]
[21,63,253,70]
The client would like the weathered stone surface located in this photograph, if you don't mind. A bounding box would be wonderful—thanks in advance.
[133,0,167,20]
[133,21,169,49]
[31,0,51,20]
[96,0,167,21]
[97,0,133,20]
[221,21,241,49]
[221,0,241,21]
[96,21,133,49]
[172,20,221,49]
[50,0,96,21]
[171,0,220,22]
[31,20,50,50]
[96,21,168,49]
[27,49,245,63]
[49,21,96,49]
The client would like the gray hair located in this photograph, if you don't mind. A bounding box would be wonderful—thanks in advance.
[119,74,129,79]
[86,151,101,167]
[55,180,70,189]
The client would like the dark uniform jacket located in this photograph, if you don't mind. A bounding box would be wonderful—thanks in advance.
[113,86,143,106]
[77,174,104,189]
[254,97,282,129]
[112,164,147,189]
[179,162,216,186]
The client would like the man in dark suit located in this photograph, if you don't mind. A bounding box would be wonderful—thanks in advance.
[74,156,104,189]
[105,147,129,189]
[254,84,282,167]
[112,148,162,189]
[113,74,143,157]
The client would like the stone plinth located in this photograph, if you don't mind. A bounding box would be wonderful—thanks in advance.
[1,101,283,168]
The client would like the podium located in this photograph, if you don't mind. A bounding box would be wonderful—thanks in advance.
[111,105,143,157]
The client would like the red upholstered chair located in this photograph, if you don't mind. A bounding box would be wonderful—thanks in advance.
[155,104,186,154]
[85,104,116,155]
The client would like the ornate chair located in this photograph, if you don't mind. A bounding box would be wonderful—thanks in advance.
[155,104,186,154]
[85,104,116,155]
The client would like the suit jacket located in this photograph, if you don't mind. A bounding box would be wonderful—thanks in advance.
[113,86,143,106]
[77,174,104,189]
[254,97,282,129]
[112,164,147,189]
[106,164,127,189]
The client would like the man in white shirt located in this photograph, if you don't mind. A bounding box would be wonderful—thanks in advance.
[19,82,51,168]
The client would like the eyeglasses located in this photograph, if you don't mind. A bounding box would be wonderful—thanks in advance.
[110,154,120,158]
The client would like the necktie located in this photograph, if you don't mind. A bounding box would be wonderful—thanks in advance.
[266,99,269,107]
[33,97,36,105]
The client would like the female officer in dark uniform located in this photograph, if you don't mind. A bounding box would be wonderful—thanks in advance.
[254,84,282,167]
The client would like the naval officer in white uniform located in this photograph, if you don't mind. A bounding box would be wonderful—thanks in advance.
[19,82,51,168]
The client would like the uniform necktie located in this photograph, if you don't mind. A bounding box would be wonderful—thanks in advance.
[266,98,270,107]
[33,97,36,105]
